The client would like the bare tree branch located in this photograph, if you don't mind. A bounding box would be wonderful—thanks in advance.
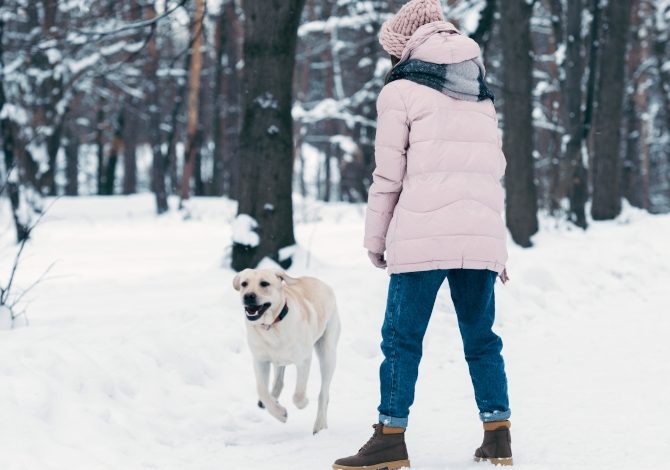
[76,0,189,37]
[10,261,56,309]
[1,198,57,305]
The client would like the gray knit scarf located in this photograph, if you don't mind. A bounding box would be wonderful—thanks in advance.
[386,59,495,103]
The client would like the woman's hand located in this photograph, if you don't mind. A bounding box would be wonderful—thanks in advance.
[368,251,387,269]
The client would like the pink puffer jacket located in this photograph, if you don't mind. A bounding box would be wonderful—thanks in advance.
[364,22,508,274]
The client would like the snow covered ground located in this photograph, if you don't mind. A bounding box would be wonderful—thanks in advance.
[1,195,669,470]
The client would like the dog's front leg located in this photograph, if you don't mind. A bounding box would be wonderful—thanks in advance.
[271,365,285,399]
[253,359,287,423]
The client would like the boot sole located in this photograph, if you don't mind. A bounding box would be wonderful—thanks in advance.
[474,457,513,466]
[332,459,411,470]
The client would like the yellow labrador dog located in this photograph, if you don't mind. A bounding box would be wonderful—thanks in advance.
[233,268,340,434]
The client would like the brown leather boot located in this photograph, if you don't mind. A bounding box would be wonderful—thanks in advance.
[474,420,513,466]
[333,424,411,470]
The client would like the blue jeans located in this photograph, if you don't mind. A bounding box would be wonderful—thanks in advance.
[378,269,510,427]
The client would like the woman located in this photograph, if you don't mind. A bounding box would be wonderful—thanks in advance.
[333,0,512,468]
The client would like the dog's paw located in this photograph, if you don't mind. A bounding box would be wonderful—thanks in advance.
[312,420,327,435]
[312,411,328,434]
[293,394,309,410]
[268,402,288,423]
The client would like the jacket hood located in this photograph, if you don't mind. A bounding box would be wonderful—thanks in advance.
[399,21,483,66]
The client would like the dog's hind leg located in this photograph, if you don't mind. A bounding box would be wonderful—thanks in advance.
[271,365,286,399]
[293,357,311,410]
[253,359,287,423]
[313,314,341,434]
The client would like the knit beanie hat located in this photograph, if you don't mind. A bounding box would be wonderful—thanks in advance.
[379,0,446,58]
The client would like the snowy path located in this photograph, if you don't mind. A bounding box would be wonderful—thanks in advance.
[1,197,669,470]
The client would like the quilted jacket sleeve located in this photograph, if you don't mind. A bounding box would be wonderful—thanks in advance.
[364,83,410,254]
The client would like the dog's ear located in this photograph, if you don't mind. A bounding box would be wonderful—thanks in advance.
[275,270,298,286]
[232,271,243,291]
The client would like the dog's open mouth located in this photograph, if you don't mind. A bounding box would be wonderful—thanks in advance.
[244,303,271,321]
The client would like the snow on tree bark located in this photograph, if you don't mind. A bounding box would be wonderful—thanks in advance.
[231,0,305,271]
[562,0,589,229]
[1,16,31,242]
[591,0,636,220]
[500,0,539,247]
[145,4,169,214]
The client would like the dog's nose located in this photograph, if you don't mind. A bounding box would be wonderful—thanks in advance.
[244,293,257,304]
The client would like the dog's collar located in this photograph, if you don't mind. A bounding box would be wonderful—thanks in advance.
[272,303,289,325]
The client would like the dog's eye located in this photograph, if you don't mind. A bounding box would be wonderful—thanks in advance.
[241,281,248,288]
[260,281,270,287]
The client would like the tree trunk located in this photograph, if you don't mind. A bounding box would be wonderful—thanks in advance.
[500,0,538,247]
[546,0,566,214]
[591,0,635,220]
[194,130,205,196]
[164,44,191,196]
[223,1,243,198]
[38,0,63,197]
[622,5,648,210]
[122,104,137,195]
[45,119,64,196]
[580,0,603,223]
[324,150,332,202]
[0,24,29,241]
[469,0,497,54]
[146,5,168,214]
[120,0,139,196]
[653,9,670,140]
[152,141,169,214]
[583,0,602,143]
[96,106,105,196]
[211,7,226,196]
[179,0,205,207]
[320,0,336,203]
[298,150,307,198]
[562,0,588,229]
[623,89,643,208]
[231,0,305,271]
[64,127,78,196]
[294,0,314,200]
[103,108,124,196]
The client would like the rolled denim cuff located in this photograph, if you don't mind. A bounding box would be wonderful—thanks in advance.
[379,414,409,428]
[480,409,511,423]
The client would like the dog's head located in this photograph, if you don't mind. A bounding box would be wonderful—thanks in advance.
[232,269,296,325]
